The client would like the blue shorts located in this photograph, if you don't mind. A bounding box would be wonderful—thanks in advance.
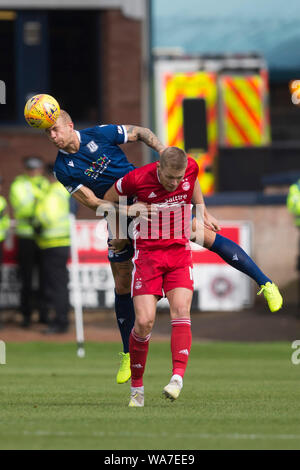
[107,239,134,262]
[107,219,134,263]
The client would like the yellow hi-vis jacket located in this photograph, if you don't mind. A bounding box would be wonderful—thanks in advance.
[9,174,49,238]
[34,181,71,250]
[287,179,300,228]
[0,195,10,242]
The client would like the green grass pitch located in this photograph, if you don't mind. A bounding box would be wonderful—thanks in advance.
[0,341,300,450]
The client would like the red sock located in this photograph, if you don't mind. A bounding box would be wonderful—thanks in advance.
[129,329,151,387]
[171,318,192,378]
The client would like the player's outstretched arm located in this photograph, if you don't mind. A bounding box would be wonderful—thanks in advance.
[124,125,166,155]
[72,185,117,215]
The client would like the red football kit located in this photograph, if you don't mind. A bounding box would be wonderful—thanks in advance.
[115,157,199,297]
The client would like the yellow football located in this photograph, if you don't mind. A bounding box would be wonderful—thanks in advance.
[24,94,60,129]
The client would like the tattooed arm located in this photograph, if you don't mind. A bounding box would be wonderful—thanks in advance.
[124,125,166,155]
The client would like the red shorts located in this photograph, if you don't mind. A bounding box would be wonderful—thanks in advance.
[131,244,194,297]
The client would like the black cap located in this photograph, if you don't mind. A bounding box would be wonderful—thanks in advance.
[23,156,44,170]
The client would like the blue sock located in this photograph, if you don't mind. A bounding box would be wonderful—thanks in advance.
[210,233,272,287]
[115,291,135,353]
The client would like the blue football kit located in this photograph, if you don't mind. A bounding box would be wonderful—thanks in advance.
[54,124,135,198]
[54,124,135,262]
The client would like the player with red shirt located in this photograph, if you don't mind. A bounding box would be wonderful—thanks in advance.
[115,150,197,297]
[106,146,198,407]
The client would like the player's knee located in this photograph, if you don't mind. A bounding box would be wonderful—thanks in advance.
[111,262,132,294]
[203,229,216,249]
[171,304,190,319]
[203,238,212,249]
[135,317,154,336]
[113,271,132,294]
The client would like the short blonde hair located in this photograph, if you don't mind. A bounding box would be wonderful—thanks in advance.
[58,109,73,125]
[160,147,187,170]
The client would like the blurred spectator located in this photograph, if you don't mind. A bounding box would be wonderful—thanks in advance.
[70,196,79,216]
[287,178,300,304]
[287,178,300,228]
[0,176,10,328]
[0,175,10,263]
[9,157,50,327]
[34,164,71,334]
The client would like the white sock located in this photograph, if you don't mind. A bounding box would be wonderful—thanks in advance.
[171,374,183,388]
[131,386,144,394]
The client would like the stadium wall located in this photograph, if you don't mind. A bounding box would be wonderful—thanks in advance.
[209,204,299,304]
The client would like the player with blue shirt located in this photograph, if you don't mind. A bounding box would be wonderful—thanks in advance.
[46,110,283,384]
[48,110,166,384]
[54,125,136,201]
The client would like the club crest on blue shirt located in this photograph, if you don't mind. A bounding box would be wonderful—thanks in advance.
[87,140,98,153]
